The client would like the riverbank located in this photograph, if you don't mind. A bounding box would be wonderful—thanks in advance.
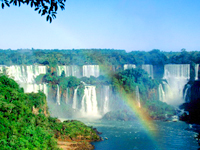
[57,141,94,150]
[57,119,102,150]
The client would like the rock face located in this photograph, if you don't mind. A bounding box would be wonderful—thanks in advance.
[32,106,39,115]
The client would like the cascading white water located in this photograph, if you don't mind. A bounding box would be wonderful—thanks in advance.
[6,65,25,83]
[124,64,136,70]
[0,65,4,73]
[102,85,110,114]
[163,64,190,106]
[72,86,79,109]
[26,65,35,83]
[56,85,60,105]
[57,65,66,76]
[71,65,81,77]
[34,65,47,76]
[83,65,100,77]
[22,83,48,97]
[195,64,199,80]
[81,86,100,118]
[57,65,81,78]
[158,83,165,102]
[43,84,48,99]
[5,65,48,98]
[142,64,154,79]
[136,86,141,108]
[6,65,47,84]
[183,84,191,103]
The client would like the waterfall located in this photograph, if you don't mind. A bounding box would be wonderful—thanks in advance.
[71,65,81,77]
[57,65,66,76]
[81,86,100,118]
[57,65,81,78]
[36,65,47,74]
[26,65,35,83]
[136,86,141,108]
[5,65,46,84]
[142,65,154,78]
[195,64,199,80]
[124,64,136,70]
[102,85,110,114]
[56,85,60,105]
[5,65,47,98]
[0,65,4,73]
[183,84,191,103]
[163,64,190,106]
[22,83,48,97]
[83,65,100,77]
[72,86,79,109]
[43,84,48,100]
[6,65,25,83]
[158,83,165,102]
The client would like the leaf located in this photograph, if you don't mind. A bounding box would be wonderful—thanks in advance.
[25,0,29,5]
[52,14,56,19]
[49,17,52,23]
[35,7,39,11]
[55,3,57,11]
[41,10,45,16]
[30,1,33,7]
[10,0,14,4]
[1,3,4,9]
[14,0,17,5]
[46,15,49,21]
[60,5,64,10]
[5,2,10,7]
[38,9,41,14]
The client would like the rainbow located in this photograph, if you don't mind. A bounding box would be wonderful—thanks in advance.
[121,92,157,134]
[119,91,164,149]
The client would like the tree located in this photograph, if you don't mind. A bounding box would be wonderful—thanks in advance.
[1,0,66,23]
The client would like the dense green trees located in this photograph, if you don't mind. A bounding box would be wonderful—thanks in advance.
[0,75,100,149]
[0,48,199,66]
[0,75,57,149]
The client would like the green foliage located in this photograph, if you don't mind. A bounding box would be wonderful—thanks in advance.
[0,75,100,149]
[0,49,199,68]
[0,75,59,149]
[48,119,100,140]
[112,68,159,96]
[102,110,136,121]
[60,76,80,88]
[144,100,175,119]
[26,91,46,110]
[35,74,45,84]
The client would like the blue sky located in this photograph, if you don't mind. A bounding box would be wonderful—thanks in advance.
[0,0,200,52]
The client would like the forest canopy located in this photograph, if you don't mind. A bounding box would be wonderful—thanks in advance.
[0,49,199,66]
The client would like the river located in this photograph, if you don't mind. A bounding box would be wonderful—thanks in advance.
[78,119,199,150]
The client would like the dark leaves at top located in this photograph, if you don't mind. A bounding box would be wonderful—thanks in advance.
[0,0,66,23]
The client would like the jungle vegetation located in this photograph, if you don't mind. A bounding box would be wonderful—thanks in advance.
[0,75,100,149]
[0,48,199,66]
